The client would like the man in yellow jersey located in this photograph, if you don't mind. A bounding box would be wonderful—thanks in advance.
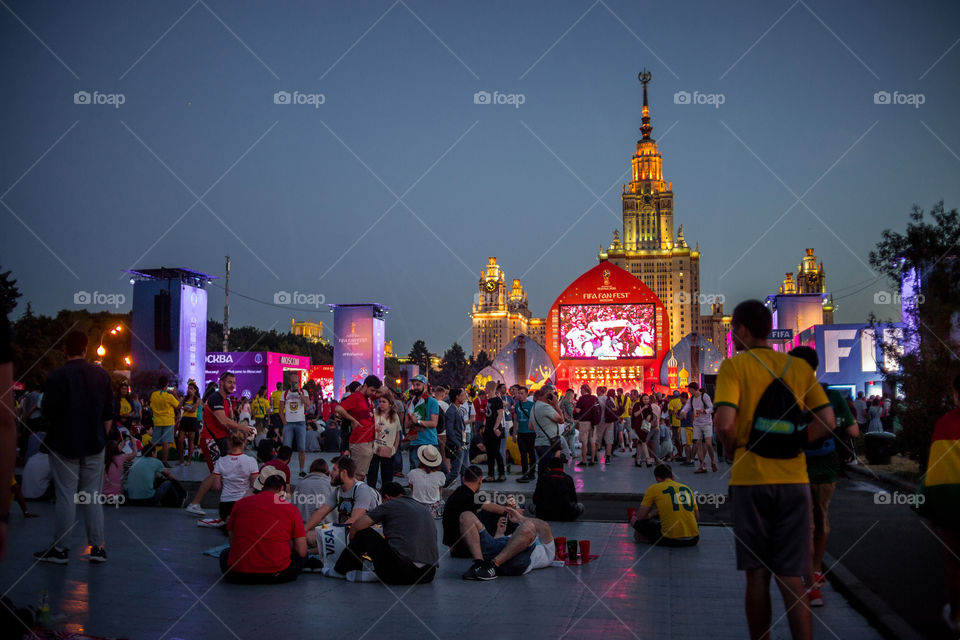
[251,386,270,431]
[630,463,699,546]
[269,382,284,432]
[667,391,684,460]
[149,376,181,465]
[715,300,834,640]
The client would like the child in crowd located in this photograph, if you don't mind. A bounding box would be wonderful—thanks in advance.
[406,445,446,518]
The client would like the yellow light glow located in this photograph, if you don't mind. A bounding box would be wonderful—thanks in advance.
[97,346,106,357]
[124,356,131,365]
[115,325,122,332]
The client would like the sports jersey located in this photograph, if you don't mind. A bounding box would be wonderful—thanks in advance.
[640,478,699,539]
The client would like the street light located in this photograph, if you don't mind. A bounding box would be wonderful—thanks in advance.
[97,325,124,361]
[97,345,106,357]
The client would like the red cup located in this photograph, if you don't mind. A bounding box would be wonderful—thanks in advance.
[579,539,591,563]
[554,536,567,560]
[627,507,636,522]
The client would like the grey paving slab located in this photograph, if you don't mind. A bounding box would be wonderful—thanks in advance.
[0,503,881,640]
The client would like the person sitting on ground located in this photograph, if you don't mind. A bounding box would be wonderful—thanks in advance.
[304,424,322,452]
[323,482,438,585]
[304,457,381,547]
[21,442,54,501]
[220,473,306,584]
[126,444,186,507]
[532,454,584,521]
[459,504,557,580]
[264,445,293,484]
[442,465,514,559]
[630,463,700,547]
[102,439,137,497]
[255,428,278,464]
[294,458,336,525]
[407,444,446,517]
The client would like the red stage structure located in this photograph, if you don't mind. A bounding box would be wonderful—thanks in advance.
[545,262,670,394]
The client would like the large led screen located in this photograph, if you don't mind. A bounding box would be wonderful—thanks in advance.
[559,303,656,360]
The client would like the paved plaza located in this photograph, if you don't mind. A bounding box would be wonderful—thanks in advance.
[0,451,885,640]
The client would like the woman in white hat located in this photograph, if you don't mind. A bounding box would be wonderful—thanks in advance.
[407,444,445,518]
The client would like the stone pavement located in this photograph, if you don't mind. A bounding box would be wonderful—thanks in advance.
[0,502,881,640]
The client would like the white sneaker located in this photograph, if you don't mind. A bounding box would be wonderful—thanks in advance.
[185,503,206,516]
[321,567,346,580]
[197,518,224,528]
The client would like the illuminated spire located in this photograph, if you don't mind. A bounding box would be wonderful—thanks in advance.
[639,69,653,141]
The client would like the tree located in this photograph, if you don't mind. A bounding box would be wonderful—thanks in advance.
[408,340,431,377]
[436,342,471,388]
[869,201,960,467]
[470,350,492,375]
[0,268,21,316]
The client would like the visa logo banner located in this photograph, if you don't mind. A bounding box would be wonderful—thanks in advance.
[818,324,904,378]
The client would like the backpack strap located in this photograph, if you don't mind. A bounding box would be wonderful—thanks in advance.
[778,355,792,379]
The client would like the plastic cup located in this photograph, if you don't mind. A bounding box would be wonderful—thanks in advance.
[566,539,579,563]
[554,536,567,560]
[627,507,636,522]
[579,540,591,563]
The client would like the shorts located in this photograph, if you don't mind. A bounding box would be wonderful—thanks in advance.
[595,422,615,446]
[154,425,175,444]
[479,530,553,576]
[350,441,374,477]
[682,427,694,446]
[693,423,713,441]
[577,421,596,450]
[731,484,811,577]
[810,482,835,537]
[283,421,306,451]
[633,519,699,547]
[179,417,199,433]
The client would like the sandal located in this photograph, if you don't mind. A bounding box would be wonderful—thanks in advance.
[483,476,497,482]
[694,467,707,474]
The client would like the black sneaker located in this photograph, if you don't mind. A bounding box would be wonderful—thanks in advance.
[303,555,324,573]
[88,546,107,563]
[462,560,484,580]
[34,546,69,564]
[299,471,307,479]
[516,476,532,484]
[474,560,498,580]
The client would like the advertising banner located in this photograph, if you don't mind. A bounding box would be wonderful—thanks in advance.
[178,284,207,392]
[333,305,386,399]
[204,352,267,400]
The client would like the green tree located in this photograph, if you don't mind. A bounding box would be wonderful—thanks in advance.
[408,340,431,377]
[0,268,21,316]
[436,342,471,388]
[869,201,960,467]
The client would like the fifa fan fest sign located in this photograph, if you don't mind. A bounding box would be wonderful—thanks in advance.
[331,304,388,399]
[545,262,669,392]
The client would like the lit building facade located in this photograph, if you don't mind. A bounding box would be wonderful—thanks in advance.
[470,257,545,357]
[599,71,703,349]
[291,318,324,343]
[766,247,835,347]
[698,302,732,356]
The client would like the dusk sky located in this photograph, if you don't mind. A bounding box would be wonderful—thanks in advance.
[2,0,959,355]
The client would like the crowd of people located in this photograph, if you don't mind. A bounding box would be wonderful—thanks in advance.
[4,297,959,640]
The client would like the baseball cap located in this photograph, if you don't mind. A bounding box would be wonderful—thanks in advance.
[411,374,428,384]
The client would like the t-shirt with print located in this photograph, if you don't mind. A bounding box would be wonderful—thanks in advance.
[484,396,504,439]
[714,347,831,487]
[282,390,306,423]
[213,453,259,502]
[334,481,380,523]
[640,478,700,539]
[408,396,440,446]
[407,467,446,504]
[515,399,535,434]
[341,390,375,443]
[150,390,179,427]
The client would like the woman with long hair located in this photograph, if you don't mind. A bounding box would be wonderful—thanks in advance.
[178,381,202,465]
[115,380,135,433]
[632,394,656,468]
[368,393,402,489]
[103,438,137,496]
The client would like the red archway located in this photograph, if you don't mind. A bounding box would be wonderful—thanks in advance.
[545,262,669,393]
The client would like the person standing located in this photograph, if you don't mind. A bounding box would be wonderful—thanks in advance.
[529,386,565,480]
[177,381,201,466]
[681,382,717,473]
[337,375,383,480]
[34,331,113,564]
[269,382,284,433]
[405,375,439,473]
[919,373,960,633]
[715,300,834,640]
[368,394,401,489]
[481,381,505,482]
[251,386,270,433]
[514,387,536,483]
[444,388,470,487]
[573,385,601,466]
[200,372,251,473]
[280,380,308,478]
[149,376,180,465]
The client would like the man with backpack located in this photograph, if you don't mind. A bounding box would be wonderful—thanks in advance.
[681,382,716,473]
[715,300,835,640]
[573,385,601,466]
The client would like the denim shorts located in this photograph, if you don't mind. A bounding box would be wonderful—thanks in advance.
[154,426,175,444]
[479,530,534,576]
[283,421,306,450]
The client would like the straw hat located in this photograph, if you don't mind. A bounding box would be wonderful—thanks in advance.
[253,465,286,491]
[416,445,442,468]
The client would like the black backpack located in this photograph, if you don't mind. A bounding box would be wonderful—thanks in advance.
[746,356,809,459]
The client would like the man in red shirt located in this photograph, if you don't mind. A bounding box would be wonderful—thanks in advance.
[335,375,382,480]
[220,474,306,584]
[202,372,253,473]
